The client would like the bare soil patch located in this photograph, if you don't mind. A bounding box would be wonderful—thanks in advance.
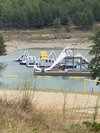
[0,28,94,54]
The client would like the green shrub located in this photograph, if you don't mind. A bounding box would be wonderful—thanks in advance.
[0,33,6,55]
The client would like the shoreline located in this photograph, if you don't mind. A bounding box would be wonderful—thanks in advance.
[0,90,99,109]
[5,39,92,54]
[0,28,93,54]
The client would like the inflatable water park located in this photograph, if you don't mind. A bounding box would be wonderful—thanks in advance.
[15,47,91,76]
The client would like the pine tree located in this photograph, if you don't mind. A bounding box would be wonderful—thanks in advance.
[0,33,6,55]
[52,18,61,32]
[89,30,100,85]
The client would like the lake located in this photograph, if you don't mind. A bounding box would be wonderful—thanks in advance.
[0,48,99,92]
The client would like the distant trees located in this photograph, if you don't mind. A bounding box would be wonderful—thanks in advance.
[0,0,99,29]
[72,11,94,29]
[0,34,6,55]
[89,30,100,85]
[92,0,100,21]
[52,18,61,32]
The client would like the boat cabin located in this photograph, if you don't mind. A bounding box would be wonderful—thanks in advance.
[37,51,55,67]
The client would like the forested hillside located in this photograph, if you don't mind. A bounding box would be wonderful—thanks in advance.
[0,0,100,28]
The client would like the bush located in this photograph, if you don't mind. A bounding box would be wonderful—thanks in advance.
[72,11,94,29]
[0,33,6,55]
[83,121,100,132]
[52,17,62,31]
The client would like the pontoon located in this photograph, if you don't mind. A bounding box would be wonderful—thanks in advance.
[34,47,89,72]
[15,51,29,62]
[26,56,36,67]
[36,51,56,68]
[16,51,37,66]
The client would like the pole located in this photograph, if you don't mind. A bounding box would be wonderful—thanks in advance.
[80,57,82,70]
[72,48,74,71]
[84,79,86,95]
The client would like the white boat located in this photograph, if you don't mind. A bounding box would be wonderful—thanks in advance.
[19,56,27,65]
[15,51,29,62]
[19,51,29,65]
[37,58,55,67]
[26,56,36,67]
[17,51,37,66]
[36,51,56,68]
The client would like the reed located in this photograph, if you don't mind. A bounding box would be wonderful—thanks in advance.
[1,91,100,133]
[0,77,100,133]
[93,96,100,123]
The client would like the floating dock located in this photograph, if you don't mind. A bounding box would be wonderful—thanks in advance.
[33,47,91,77]
[34,70,91,77]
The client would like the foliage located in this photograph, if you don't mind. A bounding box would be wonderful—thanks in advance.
[89,30,100,85]
[0,33,6,55]
[0,0,99,28]
[92,0,100,21]
[51,17,61,30]
[83,121,100,132]
[72,10,94,29]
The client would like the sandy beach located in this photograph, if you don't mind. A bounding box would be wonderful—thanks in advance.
[5,39,93,54]
[0,90,99,110]
[0,29,93,54]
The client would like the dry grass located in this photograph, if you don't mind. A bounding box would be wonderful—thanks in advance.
[0,90,100,133]
[0,91,64,133]
[0,27,93,42]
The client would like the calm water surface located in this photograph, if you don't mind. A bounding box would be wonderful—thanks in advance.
[0,48,99,92]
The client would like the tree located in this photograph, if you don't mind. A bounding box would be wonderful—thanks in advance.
[92,0,100,21]
[1,0,14,27]
[0,33,6,55]
[13,8,28,27]
[89,30,100,85]
[0,0,99,28]
[51,17,61,32]
[72,10,94,29]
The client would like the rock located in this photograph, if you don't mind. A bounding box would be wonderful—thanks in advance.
[66,35,71,39]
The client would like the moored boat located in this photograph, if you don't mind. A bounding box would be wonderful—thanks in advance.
[36,51,56,68]
[26,56,36,67]
[15,51,29,62]
[34,47,89,72]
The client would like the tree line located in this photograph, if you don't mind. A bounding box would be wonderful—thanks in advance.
[0,0,100,29]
